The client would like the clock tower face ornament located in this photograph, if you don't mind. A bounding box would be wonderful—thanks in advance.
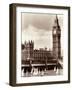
[53,29,56,35]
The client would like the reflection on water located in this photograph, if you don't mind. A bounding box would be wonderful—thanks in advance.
[21,67,63,77]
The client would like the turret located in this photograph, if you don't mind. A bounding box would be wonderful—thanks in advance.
[52,15,61,59]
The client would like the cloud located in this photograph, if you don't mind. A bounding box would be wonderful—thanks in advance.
[22,25,52,50]
[22,13,63,31]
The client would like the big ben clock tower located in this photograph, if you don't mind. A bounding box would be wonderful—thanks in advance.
[52,15,61,59]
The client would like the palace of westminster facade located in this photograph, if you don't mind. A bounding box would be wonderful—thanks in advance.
[21,15,62,70]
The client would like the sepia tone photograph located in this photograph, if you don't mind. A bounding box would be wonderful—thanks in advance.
[21,13,63,77]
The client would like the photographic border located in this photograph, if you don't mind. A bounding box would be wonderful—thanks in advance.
[9,3,70,86]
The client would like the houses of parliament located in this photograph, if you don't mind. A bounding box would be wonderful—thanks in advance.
[21,15,62,74]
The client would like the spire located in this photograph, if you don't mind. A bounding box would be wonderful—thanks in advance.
[54,15,59,27]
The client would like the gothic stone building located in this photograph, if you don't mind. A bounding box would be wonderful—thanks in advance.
[21,15,61,70]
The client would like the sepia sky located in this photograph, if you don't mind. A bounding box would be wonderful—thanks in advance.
[21,13,63,51]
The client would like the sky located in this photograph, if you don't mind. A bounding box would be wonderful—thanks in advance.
[21,13,63,51]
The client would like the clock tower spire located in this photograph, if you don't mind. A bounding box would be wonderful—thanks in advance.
[52,15,61,59]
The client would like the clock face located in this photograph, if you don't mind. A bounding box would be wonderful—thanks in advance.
[53,30,56,34]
